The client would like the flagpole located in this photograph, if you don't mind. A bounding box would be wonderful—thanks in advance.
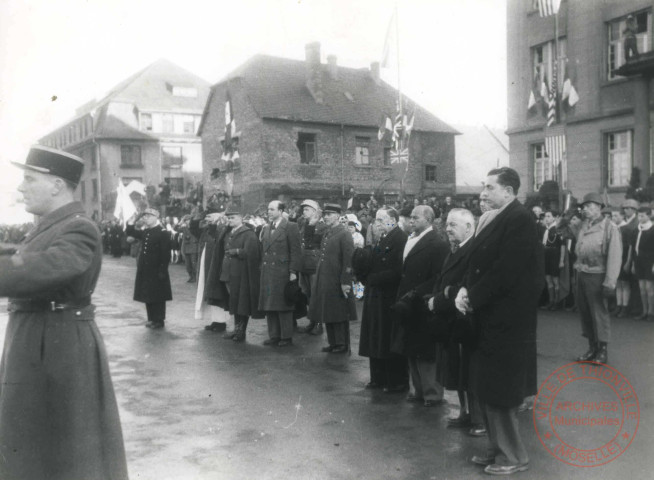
[394,3,409,203]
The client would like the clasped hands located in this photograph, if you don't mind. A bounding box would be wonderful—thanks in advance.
[455,287,473,314]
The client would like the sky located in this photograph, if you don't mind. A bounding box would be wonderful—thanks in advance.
[0,0,507,204]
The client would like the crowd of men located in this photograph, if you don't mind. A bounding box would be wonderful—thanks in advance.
[2,142,640,477]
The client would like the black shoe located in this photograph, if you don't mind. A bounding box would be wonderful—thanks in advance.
[321,345,334,352]
[277,338,293,347]
[263,338,280,346]
[149,322,164,329]
[205,322,226,332]
[383,384,409,394]
[576,344,597,362]
[365,381,383,390]
[232,334,245,343]
[447,414,472,427]
[593,345,608,364]
[145,321,154,328]
[330,345,348,354]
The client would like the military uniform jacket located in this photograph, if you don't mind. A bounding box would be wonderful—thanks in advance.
[181,226,199,254]
[126,222,173,303]
[223,225,262,317]
[258,218,301,311]
[0,202,128,480]
[310,224,357,324]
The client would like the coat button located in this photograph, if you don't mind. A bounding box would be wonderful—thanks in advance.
[476,269,480,273]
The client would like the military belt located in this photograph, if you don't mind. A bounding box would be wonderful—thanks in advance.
[8,297,92,313]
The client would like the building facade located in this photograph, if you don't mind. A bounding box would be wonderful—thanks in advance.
[39,59,210,219]
[199,43,457,213]
[507,0,654,205]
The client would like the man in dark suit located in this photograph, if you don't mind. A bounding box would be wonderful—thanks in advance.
[456,167,538,475]
[391,205,449,403]
[428,208,486,436]
[259,201,302,347]
[359,208,408,386]
[126,207,172,329]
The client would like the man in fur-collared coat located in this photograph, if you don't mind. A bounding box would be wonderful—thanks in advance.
[259,201,302,347]
[0,146,127,480]
[310,203,357,354]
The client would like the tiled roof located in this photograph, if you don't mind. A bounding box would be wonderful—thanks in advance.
[93,104,157,141]
[214,54,458,134]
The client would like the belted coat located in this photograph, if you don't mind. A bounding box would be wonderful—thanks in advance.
[258,218,302,311]
[310,223,357,324]
[126,222,172,303]
[222,225,262,317]
[465,199,540,408]
[0,202,128,480]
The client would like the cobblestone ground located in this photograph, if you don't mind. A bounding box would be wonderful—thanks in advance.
[1,255,652,479]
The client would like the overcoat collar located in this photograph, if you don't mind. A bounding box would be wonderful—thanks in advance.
[265,217,288,250]
[25,201,86,243]
[440,239,472,276]
[379,226,401,248]
[404,229,435,262]
[471,199,520,246]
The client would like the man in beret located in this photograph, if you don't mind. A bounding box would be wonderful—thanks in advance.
[0,146,128,480]
[574,192,622,364]
[126,207,173,329]
[310,203,357,354]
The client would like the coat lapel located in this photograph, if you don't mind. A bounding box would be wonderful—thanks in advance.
[471,199,519,247]
[404,230,433,262]
[440,240,471,276]
[265,218,287,251]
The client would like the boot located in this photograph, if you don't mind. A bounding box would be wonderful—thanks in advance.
[593,342,608,364]
[233,317,248,342]
[576,340,597,362]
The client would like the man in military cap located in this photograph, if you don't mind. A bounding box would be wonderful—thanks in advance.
[126,207,173,329]
[574,192,622,364]
[0,146,128,480]
[219,207,262,342]
[297,199,329,334]
[310,203,356,354]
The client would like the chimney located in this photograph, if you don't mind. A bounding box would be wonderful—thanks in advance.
[327,55,338,80]
[305,42,324,104]
[370,62,381,86]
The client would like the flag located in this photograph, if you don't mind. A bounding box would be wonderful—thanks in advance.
[528,90,537,110]
[562,78,579,107]
[113,179,137,228]
[547,66,557,126]
[405,112,415,136]
[390,148,409,164]
[378,114,393,140]
[221,91,239,162]
[545,134,566,187]
[537,0,561,17]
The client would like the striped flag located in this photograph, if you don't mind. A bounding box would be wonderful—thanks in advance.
[390,148,409,164]
[545,134,566,188]
[378,114,393,140]
[547,67,557,126]
[221,91,239,162]
[537,0,561,17]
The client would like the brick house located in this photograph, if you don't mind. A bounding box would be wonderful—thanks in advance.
[39,59,210,219]
[507,0,654,205]
[198,43,458,212]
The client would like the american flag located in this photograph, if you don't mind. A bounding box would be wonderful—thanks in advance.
[545,134,566,188]
[547,67,557,127]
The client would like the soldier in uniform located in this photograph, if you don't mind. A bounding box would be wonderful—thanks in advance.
[179,214,199,282]
[0,146,128,480]
[297,199,328,334]
[310,203,357,354]
[126,207,173,329]
[259,201,302,347]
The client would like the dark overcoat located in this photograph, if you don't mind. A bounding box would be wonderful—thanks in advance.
[191,219,228,307]
[0,202,128,480]
[431,240,474,390]
[359,226,407,358]
[310,224,357,324]
[126,222,172,303]
[259,218,302,312]
[390,229,449,359]
[223,225,262,317]
[465,199,539,408]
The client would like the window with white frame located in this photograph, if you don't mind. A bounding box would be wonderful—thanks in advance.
[355,137,370,165]
[608,11,652,80]
[607,131,632,187]
[533,143,552,191]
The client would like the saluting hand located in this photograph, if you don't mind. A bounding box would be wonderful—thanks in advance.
[341,284,351,298]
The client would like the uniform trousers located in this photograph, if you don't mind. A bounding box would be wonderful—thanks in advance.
[184,252,197,280]
[479,401,529,466]
[576,271,611,342]
[408,356,443,401]
[299,272,316,319]
[146,302,166,325]
[266,311,294,340]
[370,356,408,388]
[325,322,348,346]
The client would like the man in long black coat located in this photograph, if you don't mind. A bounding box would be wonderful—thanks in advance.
[126,207,172,328]
[0,146,127,480]
[456,167,538,475]
[391,205,449,403]
[429,208,480,430]
[359,207,408,389]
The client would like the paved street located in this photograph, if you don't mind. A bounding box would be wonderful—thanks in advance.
[1,255,653,480]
